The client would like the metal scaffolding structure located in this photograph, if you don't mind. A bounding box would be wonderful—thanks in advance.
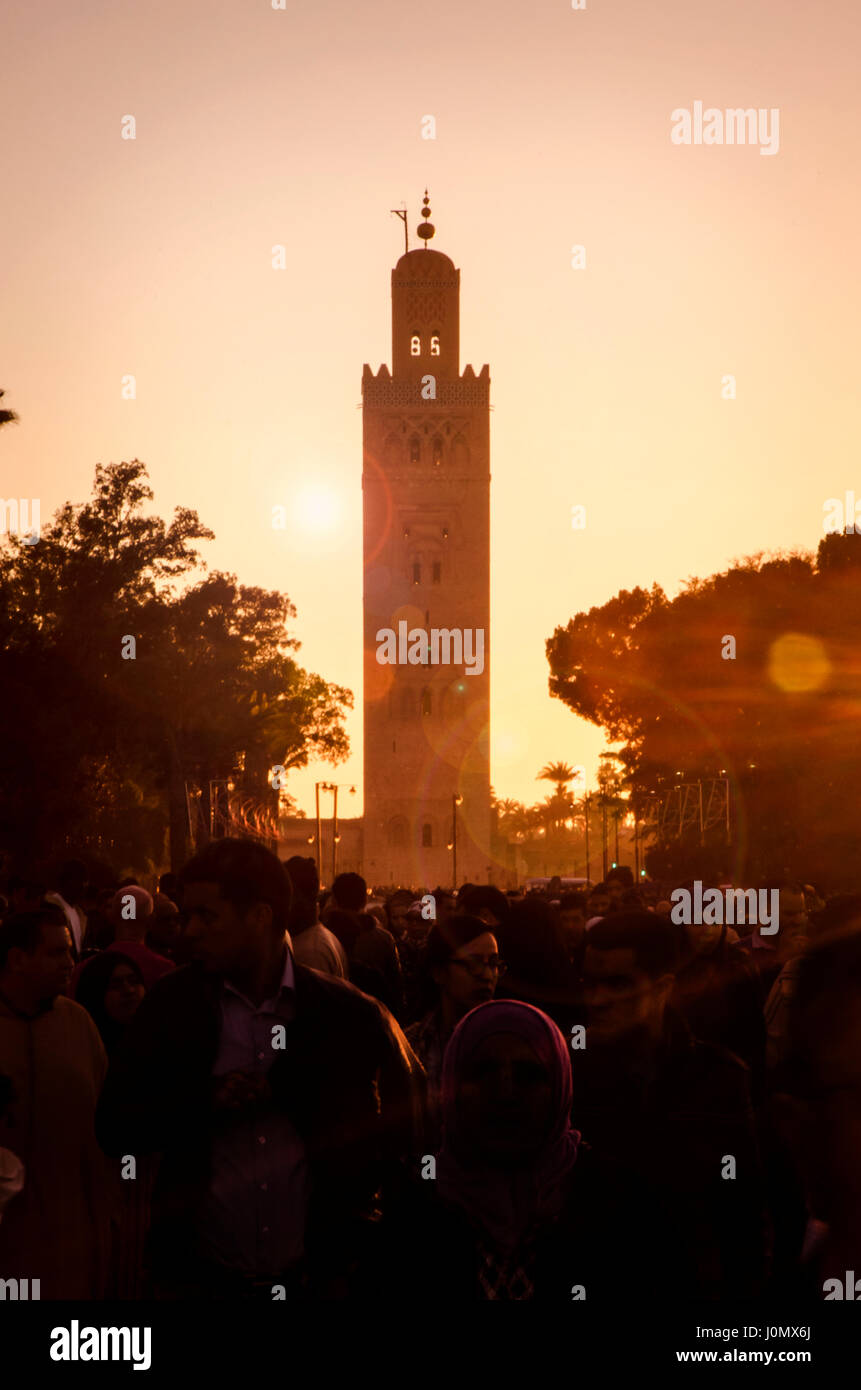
[643,777,731,843]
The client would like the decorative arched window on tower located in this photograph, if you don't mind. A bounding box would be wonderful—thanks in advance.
[421,823,433,847]
[452,435,470,470]
[421,687,432,715]
[432,438,443,467]
[410,334,421,356]
[430,335,440,356]
[409,436,421,464]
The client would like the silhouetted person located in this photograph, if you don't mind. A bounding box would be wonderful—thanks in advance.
[459,885,510,934]
[576,912,767,1299]
[75,951,147,1057]
[328,872,402,1015]
[96,838,424,1298]
[735,883,809,1005]
[672,914,765,1095]
[45,858,89,960]
[772,920,861,1299]
[494,896,579,1035]
[0,905,112,1297]
[75,950,155,1298]
[285,856,349,977]
[557,892,588,966]
[406,914,502,1144]
[378,1000,664,1301]
[0,1075,24,1225]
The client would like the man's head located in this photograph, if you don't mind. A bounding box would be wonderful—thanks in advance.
[459,885,510,932]
[0,906,74,1008]
[284,856,319,932]
[587,883,612,918]
[386,889,413,938]
[157,871,182,906]
[179,838,292,977]
[582,911,678,1046]
[558,892,587,953]
[331,872,367,914]
[109,885,154,943]
[53,858,87,905]
[6,873,45,914]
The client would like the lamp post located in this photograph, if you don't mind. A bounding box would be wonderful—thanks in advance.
[449,792,463,890]
[316,781,356,885]
[209,778,235,840]
[314,783,324,884]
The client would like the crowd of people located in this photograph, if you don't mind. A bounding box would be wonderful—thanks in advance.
[1,845,860,1301]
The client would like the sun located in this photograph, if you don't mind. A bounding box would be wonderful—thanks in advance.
[293,485,340,533]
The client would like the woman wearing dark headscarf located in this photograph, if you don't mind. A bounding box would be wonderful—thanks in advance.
[74,950,154,1298]
[375,999,662,1301]
[74,951,146,1056]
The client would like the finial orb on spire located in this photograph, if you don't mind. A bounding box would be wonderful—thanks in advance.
[417,189,435,243]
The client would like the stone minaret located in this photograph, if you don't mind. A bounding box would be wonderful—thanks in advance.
[362,194,491,888]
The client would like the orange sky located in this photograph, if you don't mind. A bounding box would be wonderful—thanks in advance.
[3,0,859,817]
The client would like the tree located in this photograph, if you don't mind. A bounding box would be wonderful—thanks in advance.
[0,460,352,872]
[0,389,19,430]
[537,761,578,796]
[545,535,861,887]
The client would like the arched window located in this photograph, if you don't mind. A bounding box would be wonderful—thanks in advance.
[430,335,440,356]
[432,562,441,585]
[421,687,432,715]
[409,436,421,464]
[410,334,421,356]
[421,823,433,847]
[452,435,469,469]
[432,438,443,467]
[412,562,421,585]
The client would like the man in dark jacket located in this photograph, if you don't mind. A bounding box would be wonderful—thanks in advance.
[575,912,768,1299]
[325,872,404,1018]
[96,838,424,1299]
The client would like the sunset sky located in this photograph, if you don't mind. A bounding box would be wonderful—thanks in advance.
[4,0,859,818]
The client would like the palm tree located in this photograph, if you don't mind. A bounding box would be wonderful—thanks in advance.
[0,390,19,430]
[538,761,577,796]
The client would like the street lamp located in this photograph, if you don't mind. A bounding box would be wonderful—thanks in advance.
[451,792,464,889]
[316,782,357,883]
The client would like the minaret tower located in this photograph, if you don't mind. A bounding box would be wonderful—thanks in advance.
[362,194,491,887]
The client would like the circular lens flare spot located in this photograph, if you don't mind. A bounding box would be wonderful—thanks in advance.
[768,632,830,693]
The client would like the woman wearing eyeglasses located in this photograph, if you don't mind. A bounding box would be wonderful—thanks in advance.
[406,913,505,1146]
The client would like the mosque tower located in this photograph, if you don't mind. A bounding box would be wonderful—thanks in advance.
[362,194,491,887]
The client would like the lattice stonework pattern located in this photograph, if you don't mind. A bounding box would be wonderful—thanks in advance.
[404,290,447,323]
[364,381,489,407]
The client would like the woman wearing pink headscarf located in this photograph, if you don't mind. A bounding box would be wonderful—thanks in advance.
[373,999,662,1300]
